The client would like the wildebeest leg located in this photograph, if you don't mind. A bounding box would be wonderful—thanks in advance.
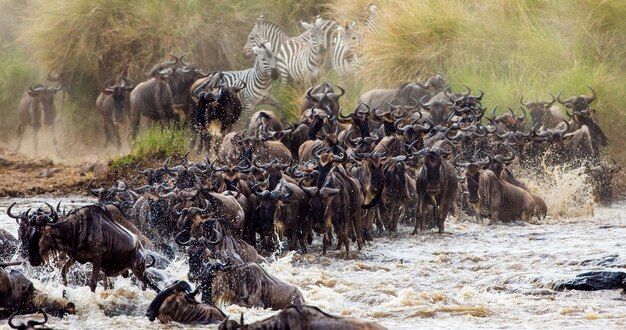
[363,210,374,241]
[472,203,483,224]
[128,108,141,146]
[103,116,113,148]
[32,126,39,153]
[131,267,148,291]
[112,123,122,150]
[353,209,363,250]
[15,125,26,152]
[49,124,62,156]
[103,276,111,290]
[437,201,448,234]
[61,257,76,286]
[90,257,103,292]
[297,226,308,254]
[411,197,425,235]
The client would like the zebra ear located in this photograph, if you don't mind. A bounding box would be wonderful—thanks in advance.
[301,21,312,30]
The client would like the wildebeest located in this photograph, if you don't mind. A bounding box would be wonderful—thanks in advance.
[128,57,178,144]
[7,310,51,330]
[219,305,386,330]
[301,153,364,255]
[412,143,458,234]
[95,77,135,149]
[176,218,266,266]
[0,267,75,317]
[146,280,226,324]
[520,94,565,129]
[166,55,210,125]
[358,73,447,112]
[191,76,245,154]
[301,81,345,117]
[456,157,536,223]
[15,84,62,153]
[198,260,304,309]
[25,204,152,292]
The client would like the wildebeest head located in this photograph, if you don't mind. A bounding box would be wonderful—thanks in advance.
[198,260,232,305]
[253,184,293,236]
[415,143,454,195]
[485,143,516,178]
[299,179,340,234]
[102,77,134,123]
[556,86,596,113]
[7,203,32,258]
[174,200,209,234]
[24,203,60,267]
[520,94,556,125]
[145,55,177,80]
[146,280,199,322]
[167,55,210,110]
[138,167,168,186]
[455,155,490,204]
[27,84,62,125]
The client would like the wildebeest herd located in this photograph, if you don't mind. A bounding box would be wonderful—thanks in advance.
[4,12,619,329]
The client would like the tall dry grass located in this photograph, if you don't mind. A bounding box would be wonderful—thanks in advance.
[327,0,626,160]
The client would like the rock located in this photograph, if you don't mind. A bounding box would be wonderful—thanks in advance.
[556,271,626,291]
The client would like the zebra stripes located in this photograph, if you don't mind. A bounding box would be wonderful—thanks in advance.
[331,22,362,80]
[277,18,326,85]
[218,42,280,115]
[244,17,332,86]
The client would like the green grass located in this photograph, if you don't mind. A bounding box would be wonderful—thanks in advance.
[109,127,191,171]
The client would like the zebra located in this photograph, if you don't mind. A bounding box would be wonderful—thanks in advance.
[276,18,326,86]
[211,42,281,116]
[364,3,382,34]
[331,21,363,80]
[243,16,337,84]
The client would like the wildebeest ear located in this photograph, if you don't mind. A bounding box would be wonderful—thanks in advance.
[102,89,114,95]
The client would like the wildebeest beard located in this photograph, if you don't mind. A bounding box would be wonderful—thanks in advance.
[423,155,444,194]
[26,230,42,267]
[384,163,406,197]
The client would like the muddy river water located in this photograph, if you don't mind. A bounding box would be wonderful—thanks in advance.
[1,187,625,329]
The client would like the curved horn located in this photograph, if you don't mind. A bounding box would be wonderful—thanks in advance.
[122,76,135,90]
[306,87,320,102]
[104,79,115,90]
[520,95,531,107]
[175,230,192,246]
[162,54,179,67]
[556,90,576,105]
[583,85,596,103]
[330,85,346,98]
[7,312,24,329]
[45,202,58,223]
[7,202,20,219]
[206,226,223,245]
[493,143,516,163]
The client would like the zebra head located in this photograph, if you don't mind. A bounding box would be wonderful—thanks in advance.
[301,18,326,54]
[244,18,264,59]
[252,42,279,81]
